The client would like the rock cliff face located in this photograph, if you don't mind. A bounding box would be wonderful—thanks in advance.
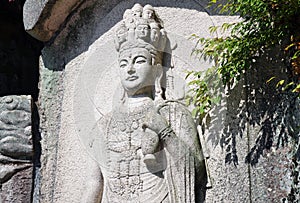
[0,0,298,202]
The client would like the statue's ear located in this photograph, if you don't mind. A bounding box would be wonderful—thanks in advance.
[151,56,156,66]
[155,64,163,82]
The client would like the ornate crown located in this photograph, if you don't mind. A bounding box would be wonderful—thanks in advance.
[115,4,167,55]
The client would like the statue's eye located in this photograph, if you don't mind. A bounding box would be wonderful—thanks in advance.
[135,60,147,64]
[135,57,146,64]
[120,61,127,68]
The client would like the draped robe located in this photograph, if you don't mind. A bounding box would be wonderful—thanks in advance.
[91,100,206,203]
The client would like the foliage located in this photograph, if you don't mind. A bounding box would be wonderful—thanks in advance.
[186,1,300,201]
[187,0,300,121]
[186,66,221,120]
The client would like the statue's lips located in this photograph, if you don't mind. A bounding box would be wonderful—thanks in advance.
[126,76,138,81]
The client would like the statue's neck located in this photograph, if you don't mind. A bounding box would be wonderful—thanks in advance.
[126,94,153,109]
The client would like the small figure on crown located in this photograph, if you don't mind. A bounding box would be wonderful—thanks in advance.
[115,3,166,53]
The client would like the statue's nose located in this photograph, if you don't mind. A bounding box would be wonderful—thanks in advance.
[127,63,135,74]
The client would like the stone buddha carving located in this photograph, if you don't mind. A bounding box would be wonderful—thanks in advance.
[84,4,207,203]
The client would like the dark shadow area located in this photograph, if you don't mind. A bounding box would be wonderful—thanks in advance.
[243,49,299,166]
[31,101,42,202]
[222,80,248,166]
[0,0,43,99]
[200,45,300,202]
[0,0,44,201]
[206,48,299,166]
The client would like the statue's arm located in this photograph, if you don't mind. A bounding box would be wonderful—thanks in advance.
[143,103,204,161]
[81,158,103,203]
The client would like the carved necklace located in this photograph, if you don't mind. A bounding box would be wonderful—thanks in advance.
[104,98,154,201]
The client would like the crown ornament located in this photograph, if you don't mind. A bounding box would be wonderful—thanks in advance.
[115,4,167,54]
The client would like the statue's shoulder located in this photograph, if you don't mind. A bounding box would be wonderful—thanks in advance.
[158,100,194,119]
[158,100,197,134]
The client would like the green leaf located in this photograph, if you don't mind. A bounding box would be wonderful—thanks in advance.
[191,108,199,118]
[285,43,296,51]
[188,0,300,118]
[209,26,218,34]
[276,80,285,87]
[266,76,276,83]
[292,50,300,59]
[283,82,295,91]
[292,84,300,93]
[199,106,205,114]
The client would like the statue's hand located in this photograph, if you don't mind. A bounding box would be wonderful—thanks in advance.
[142,108,168,135]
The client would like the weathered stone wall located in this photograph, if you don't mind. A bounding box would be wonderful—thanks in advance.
[24,0,300,202]
[203,48,300,202]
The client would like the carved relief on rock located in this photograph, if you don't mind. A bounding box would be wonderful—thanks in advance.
[0,95,33,201]
[84,4,207,203]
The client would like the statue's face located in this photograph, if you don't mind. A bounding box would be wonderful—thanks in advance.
[119,47,156,95]
[117,28,127,43]
[136,24,149,39]
[133,9,142,17]
[143,9,154,19]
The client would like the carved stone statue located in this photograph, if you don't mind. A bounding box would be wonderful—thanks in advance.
[0,95,33,202]
[84,4,207,203]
